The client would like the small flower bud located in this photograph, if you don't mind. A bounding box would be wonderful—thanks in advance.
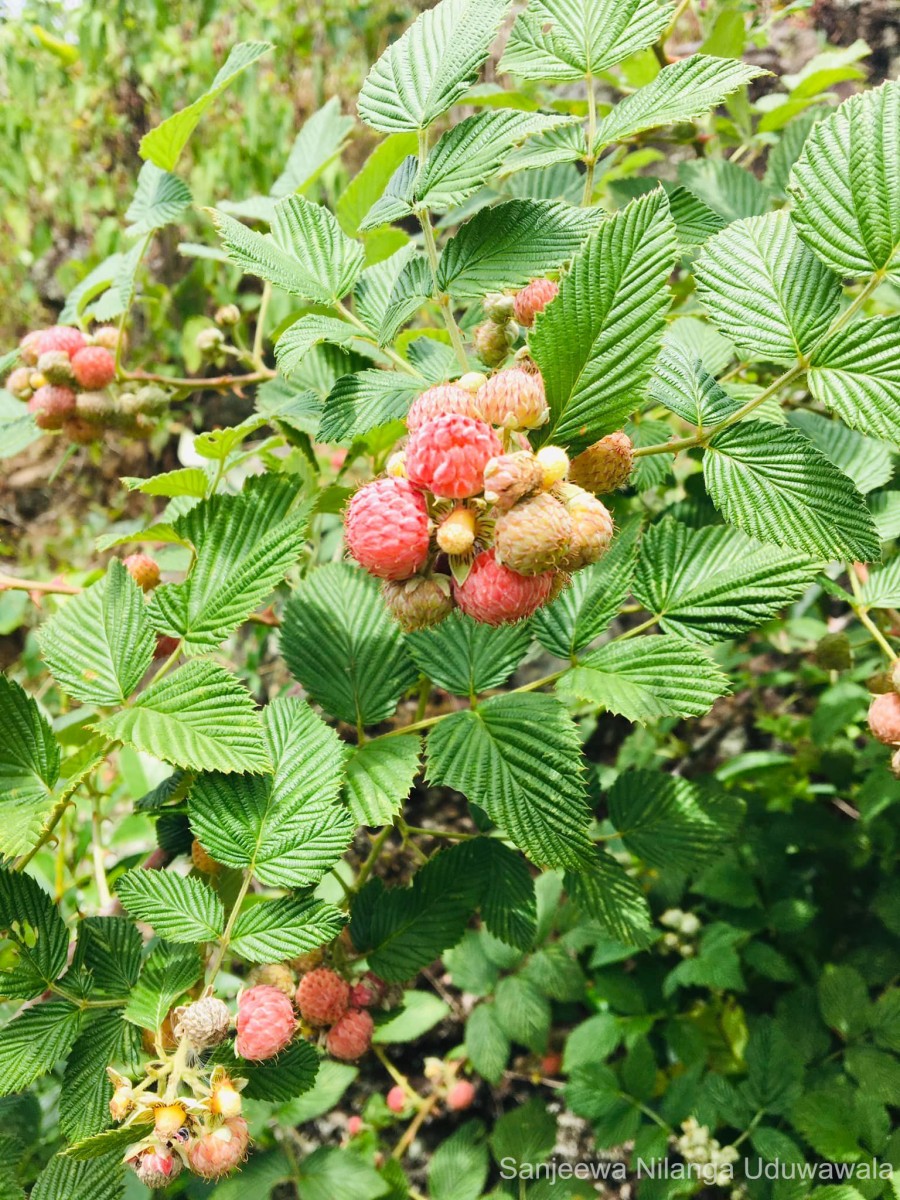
[536,445,569,488]
[215,304,241,326]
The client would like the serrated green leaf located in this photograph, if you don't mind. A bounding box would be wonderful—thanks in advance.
[429,1120,489,1200]
[405,611,532,697]
[499,0,674,82]
[565,849,653,947]
[477,839,537,950]
[533,517,642,659]
[558,634,729,721]
[358,156,417,231]
[339,133,419,235]
[0,871,69,999]
[271,97,354,198]
[32,1152,125,1200]
[148,475,308,652]
[351,844,482,981]
[531,190,676,453]
[124,941,202,1033]
[417,110,576,208]
[72,917,142,999]
[377,256,433,344]
[192,413,268,461]
[189,696,350,887]
[0,676,60,858]
[425,692,593,869]
[124,162,191,237]
[494,975,550,1051]
[230,897,346,962]
[343,735,421,826]
[0,392,40,461]
[38,561,155,705]
[703,420,881,562]
[808,315,900,443]
[140,41,272,170]
[490,1096,556,1169]
[649,341,740,429]
[60,1012,140,1142]
[275,316,359,378]
[358,0,512,133]
[465,1002,510,1083]
[97,660,270,775]
[693,211,842,364]
[319,370,420,443]
[372,990,450,1044]
[860,557,900,609]
[788,80,900,282]
[211,195,364,303]
[63,1121,153,1163]
[818,964,870,1038]
[678,157,770,223]
[633,518,821,643]
[593,55,767,149]
[0,1002,81,1095]
[282,563,417,726]
[232,1038,320,1103]
[353,243,417,334]
[437,199,601,299]
[116,869,224,942]
[608,770,740,871]
[122,467,209,498]
[787,409,893,495]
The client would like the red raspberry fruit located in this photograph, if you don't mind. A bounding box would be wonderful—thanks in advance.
[476,367,548,431]
[568,431,634,494]
[327,1008,374,1060]
[407,384,481,432]
[447,1079,476,1111]
[514,278,559,326]
[296,967,350,1026]
[386,1085,407,1113]
[345,478,430,581]
[453,549,554,625]
[36,325,86,360]
[347,1115,363,1136]
[494,492,572,576]
[869,692,900,745]
[406,414,501,499]
[72,345,116,390]
[188,1117,250,1179]
[28,385,76,431]
[131,1147,182,1188]
[382,575,454,632]
[235,985,295,1060]
[123,553,161,592]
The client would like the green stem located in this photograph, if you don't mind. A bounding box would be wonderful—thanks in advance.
[253,282,272,368]
[351,826,392,895]
[849,565,896,662]
[91,796,111,908]
[15,799,73,872]
[400,824,477,841]
[335,301,424,379]
[732,1109,764,1150]
[205,868,253,988]
[582,71,597,206]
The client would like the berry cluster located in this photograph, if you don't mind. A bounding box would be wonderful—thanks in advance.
[4,323,167,444]
[296,967,386,1061]
[344,361,634,629]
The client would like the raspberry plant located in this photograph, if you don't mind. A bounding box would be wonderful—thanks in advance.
[2,1,900,1196]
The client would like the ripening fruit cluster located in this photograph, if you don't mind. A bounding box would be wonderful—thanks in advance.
[344,359,634,630]
[4,324,167,444]
[867,659,900,776]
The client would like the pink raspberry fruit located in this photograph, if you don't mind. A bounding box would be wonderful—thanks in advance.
[556,484,614,571]
[347,1115,363,1136]
[28,385,77,431]
[296,967,350,1026]
[131,1147,183,1188]
[35,325,86,360]
[235,985,295,1060]
[5,367,33,400]
[71,345,116,390]
[327,1008,374,1061]
[345,477,430,581]
[514,278,559,326]
[406,414,501,499]
[476,367,548,431]
[188,1117,250,1180]
[122,552,161,592]
[19,330,43,366]
[447,1079,476,1111]
[869,692,900,745]
[453,549,554,625]
[407,384,482,432]
[386,1085,407,1113]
